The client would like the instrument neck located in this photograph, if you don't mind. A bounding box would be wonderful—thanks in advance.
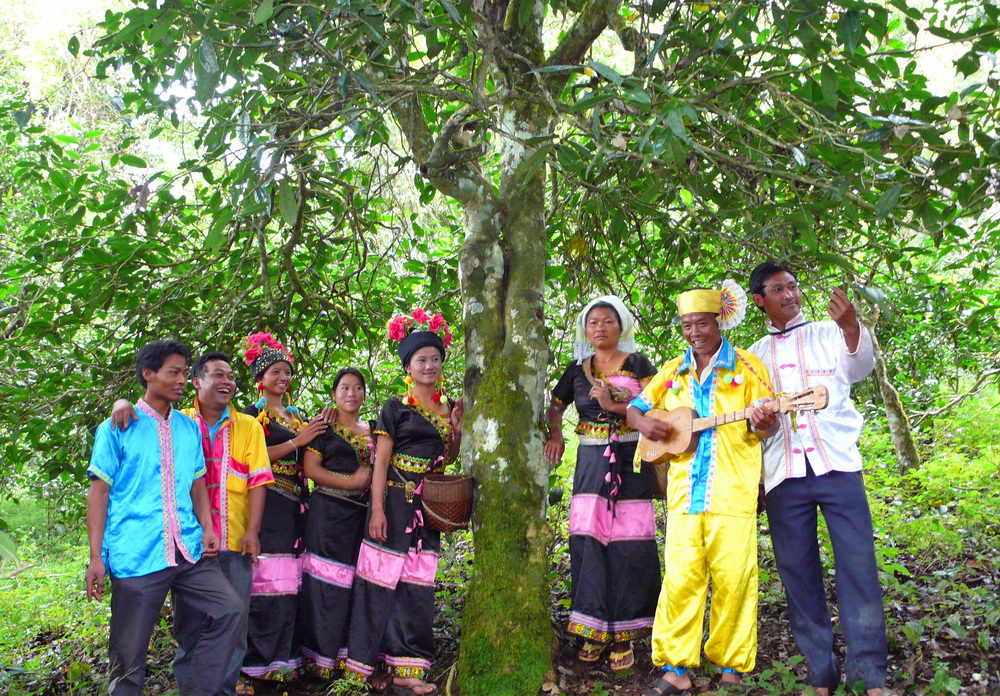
[692,399,779,434]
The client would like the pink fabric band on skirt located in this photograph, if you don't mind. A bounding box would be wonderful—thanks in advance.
[302,552,356,589]
[355,541,406,590]
[251,554,302,595]
[569,494,656,544]
[400,549,439,587]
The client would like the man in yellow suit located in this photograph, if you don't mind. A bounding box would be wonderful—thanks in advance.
[628,284,777,695]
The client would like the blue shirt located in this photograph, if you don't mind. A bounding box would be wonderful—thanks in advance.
[88,399,208,578]
[206,404,231,447]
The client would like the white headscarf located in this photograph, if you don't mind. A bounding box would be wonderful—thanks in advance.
[573,295,637,363]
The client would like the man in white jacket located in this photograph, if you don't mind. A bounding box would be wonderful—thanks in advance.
[748,261,893,696]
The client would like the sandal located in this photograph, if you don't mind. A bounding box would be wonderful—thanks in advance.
[235,676,255,696]
[609,643,635,671]
[392,676,437,695]
[577,640,605,663]
[642,676,688,696]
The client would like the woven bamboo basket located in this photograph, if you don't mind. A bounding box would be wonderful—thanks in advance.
[421,474,474,533]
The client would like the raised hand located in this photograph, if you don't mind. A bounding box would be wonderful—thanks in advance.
[827,287,858,331]
[827,287,861,351]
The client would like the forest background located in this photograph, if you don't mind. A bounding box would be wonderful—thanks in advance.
[0,0,998,694]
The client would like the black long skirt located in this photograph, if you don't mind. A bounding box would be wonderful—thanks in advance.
[243,490,304,679]
[344,485,441,683]
[567,440,661,644]
[299,492,367,677]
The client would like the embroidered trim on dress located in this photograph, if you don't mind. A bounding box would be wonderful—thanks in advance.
[331,421,373,467]
[391,452,443,474]
[397,395,454,462]
[575,420,636,439]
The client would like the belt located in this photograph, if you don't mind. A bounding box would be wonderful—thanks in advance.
[269,485,300,503]
[578,431,640,446]
[315,485,367,508]
[315,485,365,499]
[387,479,418,503]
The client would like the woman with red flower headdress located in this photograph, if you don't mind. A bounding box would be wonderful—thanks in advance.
[343,309,462,696]
[238,333,327,694]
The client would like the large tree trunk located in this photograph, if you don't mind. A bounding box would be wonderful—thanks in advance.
[455,8,553,696]
[391,3,623,692]
[871,331,921,473]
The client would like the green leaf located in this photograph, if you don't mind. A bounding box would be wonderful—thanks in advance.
[278,180,298,226]
[588,61,623,87]
[68,35,80,57]
[0,530,17,564]
[199,40,220,74]
[665,109,688,142]
[517,143,554,192]
[875,183,903,220]
[206,210,233,250]
[13,103,34,129]
[570,91,615,111]
[439,1,464,26]
[518,0,534,29]
[856,285,895,320]
[821,65,839,107]
[253,0,275,25]
[120,154,147,168]
[837,10,862,55]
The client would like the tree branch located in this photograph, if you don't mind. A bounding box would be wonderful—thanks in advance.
[545,0,622,93]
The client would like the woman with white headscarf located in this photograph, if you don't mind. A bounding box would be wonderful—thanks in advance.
[545,296,661,672]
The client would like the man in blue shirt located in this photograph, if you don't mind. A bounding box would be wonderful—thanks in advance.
[85,340,243,696]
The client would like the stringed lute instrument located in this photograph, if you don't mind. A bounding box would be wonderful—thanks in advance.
[638,386,829,464]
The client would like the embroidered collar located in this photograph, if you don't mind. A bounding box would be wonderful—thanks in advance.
[398,394,453,454]
[677,337,735,375]
[767,312,809,335]
[331,421,373,466]
[191,397,231,426]
[137,397,172,422]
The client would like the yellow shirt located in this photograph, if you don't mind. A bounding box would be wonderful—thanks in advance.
[631,338,772,518]
[184,401,273,552]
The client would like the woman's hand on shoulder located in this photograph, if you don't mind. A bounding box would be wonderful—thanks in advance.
[320,406,338,423]
[450,397,464,434]
[295,416,328,446]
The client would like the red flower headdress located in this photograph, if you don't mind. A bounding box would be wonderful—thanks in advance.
[387,308,453,347]
[242,331,294,367]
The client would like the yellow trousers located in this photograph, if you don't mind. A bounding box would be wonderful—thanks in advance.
[651,512,758,673]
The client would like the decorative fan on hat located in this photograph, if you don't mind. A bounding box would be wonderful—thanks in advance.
[718,279,748,331]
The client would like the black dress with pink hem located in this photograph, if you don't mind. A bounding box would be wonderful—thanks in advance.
[551,353,661,645]
[344,396,453,683]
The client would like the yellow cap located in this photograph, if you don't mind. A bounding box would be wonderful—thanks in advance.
[676,289,722,316]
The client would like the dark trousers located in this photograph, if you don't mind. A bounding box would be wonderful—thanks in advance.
[765,468,887,690]
[174,551,253,695]
[108,555,243,696]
